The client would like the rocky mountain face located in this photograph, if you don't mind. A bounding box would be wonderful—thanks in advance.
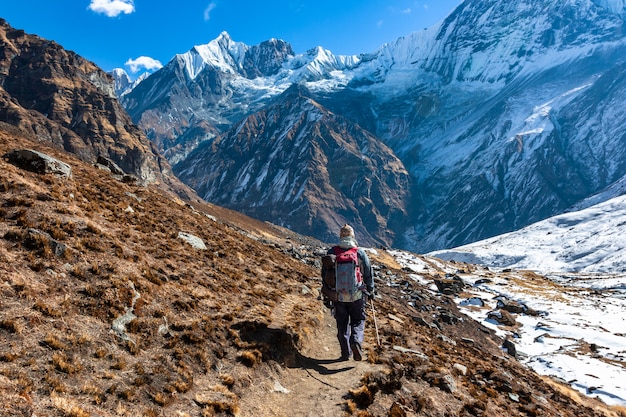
[371,0,626,252]
[117,0,626,252]
[173,85,412,247]
[0,19,190,197]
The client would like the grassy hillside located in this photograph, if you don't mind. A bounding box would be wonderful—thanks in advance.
[1,125,623,416]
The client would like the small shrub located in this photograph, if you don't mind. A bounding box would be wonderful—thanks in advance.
[348,384,376,409]
[45,373,68,393]
[238,350,261,367]
[0,319,22,334]
[51,393,90,417]
[0,352,20,362]
[110,355,126,370]
[33,300,62,318]
[221,374,235,388]
[43,333,68,351]
[150,391,172,406]
[52,352,82,374]
[81,237,104,252]
[82,383,105,405]
[77,333,93,346]
[118,387,136,401]
[94,347,108,359]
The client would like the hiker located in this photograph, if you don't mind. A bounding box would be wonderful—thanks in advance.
[322,224,374,361]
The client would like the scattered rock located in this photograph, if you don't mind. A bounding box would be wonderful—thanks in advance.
[434,274,465,295]
[453,363,468,376]
[178,232,207,250]
[388,313,405,324]
[503,339,517,358]
[392,346,428,360]
[4,149,72,178]
[437,333,457,346]
[496,296,541,316]
[26,228,67,257]
[425,371,457,393]
[438,308,460,324]
[460,297,485,307]
[273,380,290,394]
[412,316,439,330]
[496,297,526,313]
[440,374,457,393]
[487,309,517,326]
[96,155,125,175]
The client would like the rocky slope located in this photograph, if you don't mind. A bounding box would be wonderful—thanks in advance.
[116,0,626,252]
[173,84,412,247]
[1,124,624,417]
[0,19,188,198]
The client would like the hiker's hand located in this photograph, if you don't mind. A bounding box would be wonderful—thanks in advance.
[366,288,375,300]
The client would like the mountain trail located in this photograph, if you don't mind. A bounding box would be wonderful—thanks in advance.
[238,302,384,416]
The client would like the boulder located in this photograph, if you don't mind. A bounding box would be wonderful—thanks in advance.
[26,228,67,257]
[178,232,207,250]
[96,155,125,175]
[4,149,72,178]
[434,274,465,295]
[487,309,518,327]
[503,339,517,358]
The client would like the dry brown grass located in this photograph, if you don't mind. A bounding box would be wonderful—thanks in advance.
[1,126,623,417]
[0,129,321,416]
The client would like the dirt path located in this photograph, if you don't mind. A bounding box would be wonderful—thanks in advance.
[238,305,384,416]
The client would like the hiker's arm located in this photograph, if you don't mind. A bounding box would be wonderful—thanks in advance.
[358,249,374,293]
[321,247,334,280]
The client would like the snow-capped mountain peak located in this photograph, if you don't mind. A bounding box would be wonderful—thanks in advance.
[175,31,246,79]
[109,67,150,97]
[120,0,626,259]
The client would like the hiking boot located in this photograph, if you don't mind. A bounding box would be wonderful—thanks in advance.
[351,343,362,361]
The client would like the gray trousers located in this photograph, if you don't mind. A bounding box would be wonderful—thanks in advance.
[334,297,366,359]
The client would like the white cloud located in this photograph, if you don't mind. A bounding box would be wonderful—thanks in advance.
[402,8,412,14]
[124,56,163,73]
[204,2,217,21]
[377,20,384,28]
[88,0,135,17]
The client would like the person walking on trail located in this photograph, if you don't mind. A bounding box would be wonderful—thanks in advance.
[322,224,374,361]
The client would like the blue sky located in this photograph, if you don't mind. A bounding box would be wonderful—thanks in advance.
[2,1,460,75]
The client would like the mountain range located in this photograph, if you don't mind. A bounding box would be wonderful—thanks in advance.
[114,0,626,254]
[2,8,626,416]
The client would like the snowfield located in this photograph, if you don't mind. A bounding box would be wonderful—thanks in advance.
[430,194,626,274]
[389,250,626,406]
[392,193,626,406]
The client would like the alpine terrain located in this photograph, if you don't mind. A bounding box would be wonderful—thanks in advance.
[3,15,626,417]
[116,0,626,253]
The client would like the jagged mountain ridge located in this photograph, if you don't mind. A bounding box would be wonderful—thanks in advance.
[117,0,626,254]
[0,19,191,198]
[120,32,361,165]
[173,85,412,247]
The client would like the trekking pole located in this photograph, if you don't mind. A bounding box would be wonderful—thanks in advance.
[370,298,381,347]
